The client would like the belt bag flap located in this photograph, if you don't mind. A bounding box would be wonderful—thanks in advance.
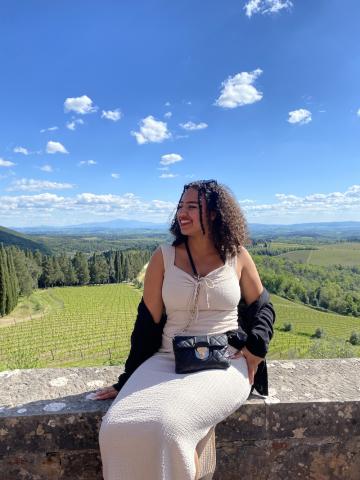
[173,333,228,351]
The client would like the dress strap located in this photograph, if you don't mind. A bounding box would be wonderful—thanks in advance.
[160,244,173,273]
[227,252,238,273]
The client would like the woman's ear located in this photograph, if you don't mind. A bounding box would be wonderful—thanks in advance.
[210,211,216,221]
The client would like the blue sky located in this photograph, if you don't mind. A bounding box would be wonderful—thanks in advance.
[0,0,359,227]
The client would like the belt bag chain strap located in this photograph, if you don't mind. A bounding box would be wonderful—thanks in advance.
[172,239,231,374]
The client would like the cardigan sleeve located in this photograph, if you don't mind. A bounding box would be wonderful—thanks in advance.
[112,297,166,392]
[238,288,276,358]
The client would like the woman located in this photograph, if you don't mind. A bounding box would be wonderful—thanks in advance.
[96,179,274,480]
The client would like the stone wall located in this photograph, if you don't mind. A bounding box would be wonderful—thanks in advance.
[1,358,359,479]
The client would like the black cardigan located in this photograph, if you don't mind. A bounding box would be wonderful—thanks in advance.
[113,288,276,396]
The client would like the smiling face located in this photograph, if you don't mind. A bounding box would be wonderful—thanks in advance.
[176,187,213,236]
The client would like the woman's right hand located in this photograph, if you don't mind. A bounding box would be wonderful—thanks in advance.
[93,386,119,400]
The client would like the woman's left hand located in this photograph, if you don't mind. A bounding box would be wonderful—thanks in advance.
[230,346,264,386]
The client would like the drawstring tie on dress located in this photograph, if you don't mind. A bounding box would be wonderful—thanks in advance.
[189,276,215,324]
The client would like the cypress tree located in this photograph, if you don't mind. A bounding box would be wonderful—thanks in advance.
[89,254,97,284]
[0,246,7,316]
[12,247,34,296]
[0,246,13,315]
[73,252,90,285]
[6,248,19,311]
[114,251,122,282]
[52,257,65,286]
[108,251,116,283]
[39,256,55,288]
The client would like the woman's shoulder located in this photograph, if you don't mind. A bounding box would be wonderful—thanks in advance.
[158,243,175,255]
[235,246,252,271]
[155,243,175,269]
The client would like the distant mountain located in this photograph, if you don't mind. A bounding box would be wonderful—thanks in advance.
[249,221,360,240]
[11,220,360,241]
[14,218,168,234]
[0,226,50,253]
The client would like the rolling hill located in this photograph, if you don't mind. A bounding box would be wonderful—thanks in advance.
[0,226,50,253]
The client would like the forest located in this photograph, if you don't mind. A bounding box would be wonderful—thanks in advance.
[0,245,151,316]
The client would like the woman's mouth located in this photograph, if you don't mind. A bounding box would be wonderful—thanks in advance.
[179,220,192,227]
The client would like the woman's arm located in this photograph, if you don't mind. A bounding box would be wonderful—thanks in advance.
[143,247,165,323]
[232,247,273,386]
[94,247,166,400]
[237,246,264,304]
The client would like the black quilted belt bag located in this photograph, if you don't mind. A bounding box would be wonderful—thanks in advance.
[173,333,230,374]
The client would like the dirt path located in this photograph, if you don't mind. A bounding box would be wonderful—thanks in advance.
[0,290,62,328]
[0,311,47,328]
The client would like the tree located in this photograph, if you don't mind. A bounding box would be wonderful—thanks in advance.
[39,256,55,288]
[58,254,77,285]
[6,248,19,311]
[0,246,8,316]
[52,257,65,286]
[0,245,19,316]
[11,247,35,296]
[89,254,109,284]
[73,252,90,285]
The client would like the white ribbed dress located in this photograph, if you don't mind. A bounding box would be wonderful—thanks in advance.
[99,244,251,480]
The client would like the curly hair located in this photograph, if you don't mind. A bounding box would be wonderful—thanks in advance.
[170,179,250,260]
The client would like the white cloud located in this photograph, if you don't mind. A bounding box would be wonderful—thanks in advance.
[158,166,169,171]
[46,141,69,154]
[78,160,97,166]
[159,173,177,178]
[160,153,183,166]
[13,146,29,155]
[164,111,172,118]
[40,165,53,172]
[101,109,122,121]
[66,118,84,131]
[240,185,360,220]
[64,95,97,115]
[179,121,208,131]
[40,126,59,133]
[7,178,74,192]
[244,0,293,18]
[288,108,312,125]
[111,173,120,179]
[0,158,16,167]
[131,116,171,144]
[164,101,171,107]
[3,185,360,226]
[357,108,360,117]
[214,69,263,109]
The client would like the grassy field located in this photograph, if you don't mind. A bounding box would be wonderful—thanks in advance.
[0,283,359,371]
[268,295,360,359]
[279,242,360,266]
[0,284,142,370]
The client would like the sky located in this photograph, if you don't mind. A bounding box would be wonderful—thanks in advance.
[0,0,359,228]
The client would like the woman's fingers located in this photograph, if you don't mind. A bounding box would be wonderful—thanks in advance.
[248,366,255,385]
[230,348,257,385]
[229,349,244,359]
[93,387,118,400]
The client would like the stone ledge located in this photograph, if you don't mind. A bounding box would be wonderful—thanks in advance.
[1,359,360,479]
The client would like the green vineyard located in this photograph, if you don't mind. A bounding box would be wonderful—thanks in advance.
[1,283,359,371]
[279,242,360,267]
[0,284,142,370]
[267,296,360,359]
